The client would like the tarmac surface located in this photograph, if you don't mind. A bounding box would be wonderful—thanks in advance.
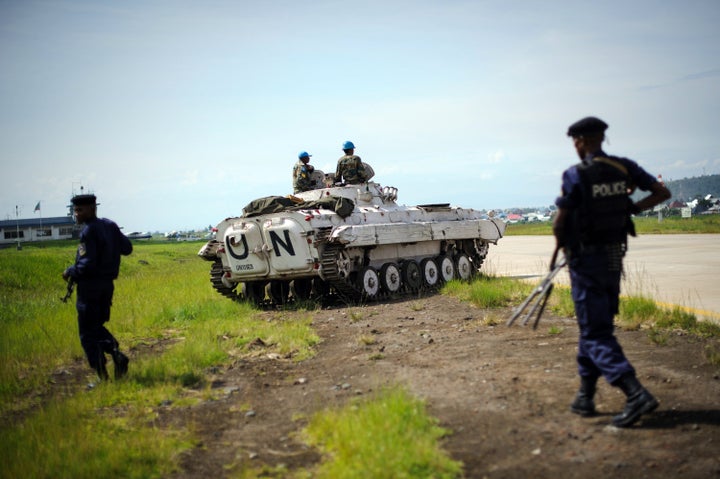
[486,234,720,322]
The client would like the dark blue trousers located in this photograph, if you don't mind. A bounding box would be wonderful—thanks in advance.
[76,280,119,371]
[569,252,635,384]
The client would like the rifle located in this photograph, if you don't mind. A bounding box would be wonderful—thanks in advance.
[61,278,75,303]
[507,249,567,330]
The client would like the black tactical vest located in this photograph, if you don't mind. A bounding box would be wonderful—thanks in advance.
[574,157,633,246]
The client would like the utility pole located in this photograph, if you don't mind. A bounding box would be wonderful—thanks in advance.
[657,174,665,223]
[15,205,22,250]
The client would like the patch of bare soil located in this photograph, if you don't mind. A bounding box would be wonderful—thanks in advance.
[163,293,719,478]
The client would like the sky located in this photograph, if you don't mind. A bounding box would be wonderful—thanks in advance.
[1,0,719,233]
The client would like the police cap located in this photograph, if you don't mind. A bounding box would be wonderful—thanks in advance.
[71,194,97,206]
[567,116,608,138]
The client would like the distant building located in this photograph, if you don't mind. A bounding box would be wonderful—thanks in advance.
[0,216,76,245]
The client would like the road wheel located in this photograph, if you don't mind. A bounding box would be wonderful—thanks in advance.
[437,255,455,283]
[380,262,402,294]
[420,258,439,288]
[401,260,422,292]
[358,266,380,299]
[455,253,472,281]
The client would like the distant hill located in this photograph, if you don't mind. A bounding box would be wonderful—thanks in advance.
[497,173,720,214]
[662,174,720,201]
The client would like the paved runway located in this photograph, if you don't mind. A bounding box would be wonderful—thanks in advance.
[485,234,720,321]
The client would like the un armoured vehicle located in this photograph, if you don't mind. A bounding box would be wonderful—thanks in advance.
[198,181,506,306]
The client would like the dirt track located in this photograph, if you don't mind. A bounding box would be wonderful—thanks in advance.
[166,291,720,479]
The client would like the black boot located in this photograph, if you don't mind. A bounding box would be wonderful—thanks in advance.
[570,375,598,417]
[611,373,658,427]
[111,348,129,379]
[96,362,109,381]
[94,352,109,381]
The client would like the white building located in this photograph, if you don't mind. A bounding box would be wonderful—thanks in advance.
[0,216,76,245]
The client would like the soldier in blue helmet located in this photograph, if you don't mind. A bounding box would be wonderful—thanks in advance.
[293,151,315,193]
[335,140,369,185]
[63,194,133,382]
[553,116,671,427]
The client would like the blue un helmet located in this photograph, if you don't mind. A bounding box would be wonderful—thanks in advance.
[298,151,311,159]
[342,140,355,150]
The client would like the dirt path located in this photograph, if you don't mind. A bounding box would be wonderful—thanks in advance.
[166,293,720,478]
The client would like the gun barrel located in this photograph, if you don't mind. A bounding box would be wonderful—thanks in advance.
[61,278,75,303]
[507,285,542,326]
[521,282,553,326]
[507,258,567,328]
[531,283,554,330]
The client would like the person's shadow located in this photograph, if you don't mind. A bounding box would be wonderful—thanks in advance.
[639,409,720,429]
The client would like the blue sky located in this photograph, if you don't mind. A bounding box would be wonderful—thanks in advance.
[1,0,719,232]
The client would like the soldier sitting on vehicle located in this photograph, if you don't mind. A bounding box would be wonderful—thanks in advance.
[293,151,315,193]
[335,141,374,185]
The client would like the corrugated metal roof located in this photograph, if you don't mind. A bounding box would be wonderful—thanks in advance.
[0,216,75,228]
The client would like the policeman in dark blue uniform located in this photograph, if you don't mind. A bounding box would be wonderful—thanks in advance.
[553,117,671,427]
[63,194,133,381]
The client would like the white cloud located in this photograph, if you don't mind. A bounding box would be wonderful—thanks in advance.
[1,0,718,231]
[181,169,199,186]
[487,150,505,164]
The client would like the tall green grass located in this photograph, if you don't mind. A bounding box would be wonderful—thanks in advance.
[442,275,576,320]
[3,387,192,479]
[4,240,717,478]
[505,214,720,235]
[0,243,82,400]
[0,241,320,478]
[633,214,720,234]
[619,296,720,338]
[445,274,719,364]
[442,276,524,308]
[301,387,463,479]
[2,241,461,479]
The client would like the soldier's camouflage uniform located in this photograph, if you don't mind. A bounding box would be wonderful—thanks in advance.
[293,160,314,193]
[335,154,368,184]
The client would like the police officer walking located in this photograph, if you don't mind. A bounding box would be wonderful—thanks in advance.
[553,116,671,427]
[293,151,315,193]
[335,140,369,185]
[63,194,133,382]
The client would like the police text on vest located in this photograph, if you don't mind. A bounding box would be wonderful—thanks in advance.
[592,181,626,197]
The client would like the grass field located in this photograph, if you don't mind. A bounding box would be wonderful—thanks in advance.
[0,241,322,478]
[504,213,720,235]
[0,241,461,479]
[1,234,718,478]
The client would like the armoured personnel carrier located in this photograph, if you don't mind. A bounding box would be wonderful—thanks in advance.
[198,181,506,306]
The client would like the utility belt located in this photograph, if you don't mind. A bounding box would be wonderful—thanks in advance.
[573,242,621,254]
[76,276,116,288]
[570,242,627,272]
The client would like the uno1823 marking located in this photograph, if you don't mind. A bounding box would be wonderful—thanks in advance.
[269,229,296,257]
[236,264,254,271]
